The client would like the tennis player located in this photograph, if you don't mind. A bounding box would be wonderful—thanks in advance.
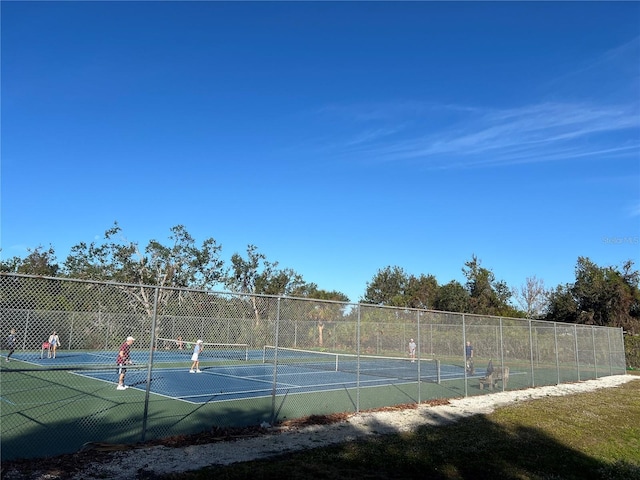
[6,329,17,362]
[408,338,416,362]
[41,341,50,359]
[189,339,203,373]
[116,336,135,390]
[465,341,474,375]
[48,331,60,358]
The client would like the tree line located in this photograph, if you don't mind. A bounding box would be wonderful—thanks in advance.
[2,223,638,334]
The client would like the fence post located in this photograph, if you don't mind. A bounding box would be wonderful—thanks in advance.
[499,317,505,390]
[554,322,560,385]
[607,328,613,376]
[528,319,535,387]
[141,286,160,442]
[270,296,281,425]
[574,324,581,381]
[462,314,467,398]
[356,304,361,412]
[592,326,598,378]
[417,310,421,403]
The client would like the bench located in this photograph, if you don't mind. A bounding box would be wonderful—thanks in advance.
[479,366,509,390]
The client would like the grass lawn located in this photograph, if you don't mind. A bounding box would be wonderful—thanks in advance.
[164,374,640,480]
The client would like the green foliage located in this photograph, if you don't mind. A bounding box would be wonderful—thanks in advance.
[63,223,226,289]
[362,266,410,306]
[363,256,515,316]
[5,223,638,335]
[433,280,469,312]
[405,273,438,309]
[363,266,440,310]
[0,246,59,276]
[625,335,640,369]
[463,254,513,316]
[546,283,579,323]
[546,257,640,334]
[226,244,309,297]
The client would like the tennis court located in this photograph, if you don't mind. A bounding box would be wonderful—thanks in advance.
[1,275,626,461]
[0,342,607,463]
[5,345,464,404]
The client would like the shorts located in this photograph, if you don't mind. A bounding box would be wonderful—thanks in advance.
[117,365,127,375]
[191,353,199,361]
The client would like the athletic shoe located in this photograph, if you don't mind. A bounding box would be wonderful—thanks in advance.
[116,385,128,390]
[189,370,195,373]
[196,369,202,373]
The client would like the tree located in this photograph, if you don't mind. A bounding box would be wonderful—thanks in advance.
[462,255,512,316]
[225,244,309,326]
[545,283,579,324]
[405,274,438,310]
[63,223,226,317]
[572,257,639,332]
[362,266,435,308]
[0,246,62,311]
[0,245,59,276]
[433,280,469,313]
[545,258,640,334]
[512,275,548,319]
[300,287,350,347]
[362,266,409,306]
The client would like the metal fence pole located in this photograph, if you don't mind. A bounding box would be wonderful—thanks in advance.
[356,304,361,412]
[429,322,433,356]
[141,286,160,442]
[462,314,467,397]
[417,310,421,404]
[554,322,560,385]
[592,326,598,378]
[574,324,580,381]
[270,296,281,425]
[529,319,535,388]
[607,328,613,376]
[499,317,505,390]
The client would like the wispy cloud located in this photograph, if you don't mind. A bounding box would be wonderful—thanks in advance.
[544,35,640,102]
[307,37,640,170]
[316,100,639,169]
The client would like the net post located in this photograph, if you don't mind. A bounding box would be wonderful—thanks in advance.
[436,359,441,384]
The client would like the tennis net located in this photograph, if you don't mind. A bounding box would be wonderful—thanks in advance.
[156,337,249,361]
[262,346,440,382]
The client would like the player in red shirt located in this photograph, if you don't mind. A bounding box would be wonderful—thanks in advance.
[116,336,135,390]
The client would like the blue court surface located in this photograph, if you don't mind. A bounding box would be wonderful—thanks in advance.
[8,349,469,404]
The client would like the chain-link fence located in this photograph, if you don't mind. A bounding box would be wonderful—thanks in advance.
[0,274,626,461]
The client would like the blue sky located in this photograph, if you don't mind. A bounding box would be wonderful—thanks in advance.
[2,1,639,304]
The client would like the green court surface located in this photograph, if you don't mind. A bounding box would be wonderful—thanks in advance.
[0,351,617,461]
